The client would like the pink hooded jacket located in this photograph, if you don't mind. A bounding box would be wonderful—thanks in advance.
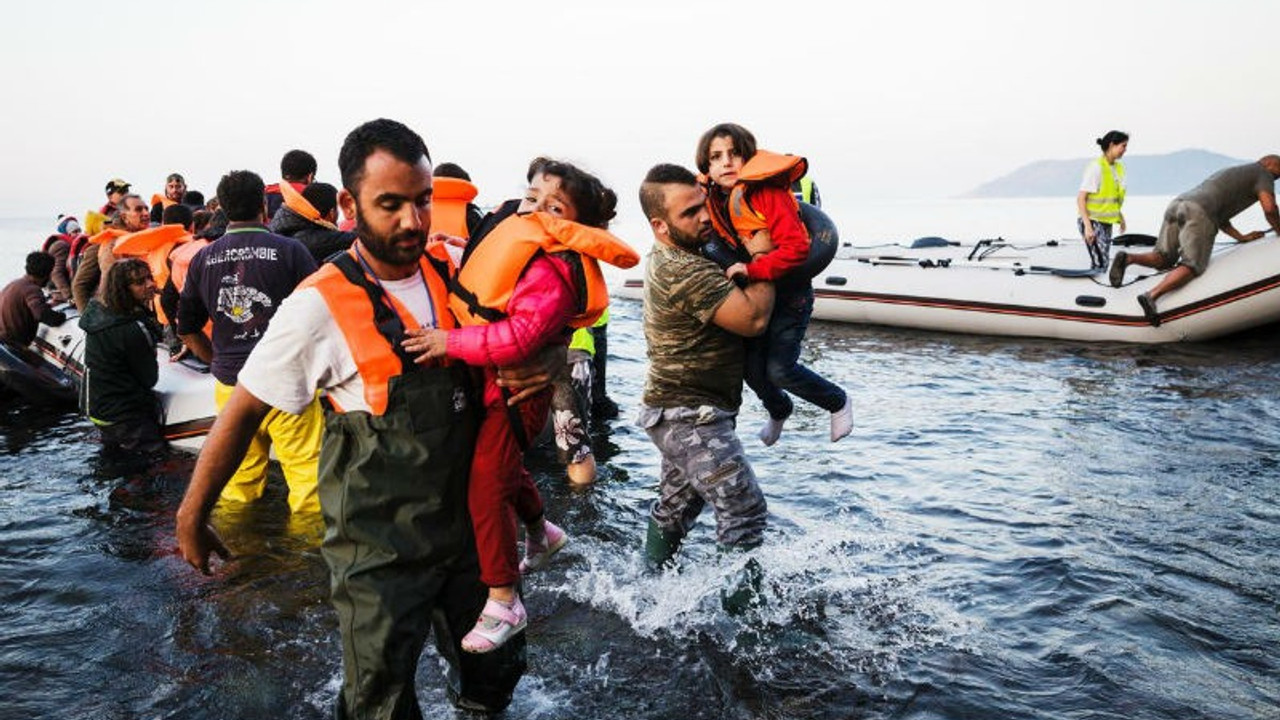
[444,252,577,407]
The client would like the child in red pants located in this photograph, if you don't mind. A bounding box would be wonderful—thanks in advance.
[405,159,635,653]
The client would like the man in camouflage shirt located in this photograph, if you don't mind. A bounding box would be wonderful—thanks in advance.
[635,164,777,569]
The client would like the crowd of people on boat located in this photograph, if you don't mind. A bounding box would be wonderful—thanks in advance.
[4,117,1280,717]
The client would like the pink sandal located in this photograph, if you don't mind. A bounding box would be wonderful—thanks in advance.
[461,597,527,654]
[520,519,568,574]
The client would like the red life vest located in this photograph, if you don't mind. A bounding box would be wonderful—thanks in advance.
[299,248,457,416]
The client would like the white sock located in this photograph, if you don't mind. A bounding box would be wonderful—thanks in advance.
[830,395,853,442]
[759,416,785,446]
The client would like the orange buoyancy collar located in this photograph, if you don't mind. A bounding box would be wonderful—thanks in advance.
[278,181,340,230]
[706,150,809,244]
[446,211,640,329]
[430,176,479,239]
[299,248,456,416]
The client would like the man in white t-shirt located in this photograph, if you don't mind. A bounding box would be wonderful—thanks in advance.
[175,119,552,717]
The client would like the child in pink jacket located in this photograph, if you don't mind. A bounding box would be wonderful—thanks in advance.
[404,159,622,653]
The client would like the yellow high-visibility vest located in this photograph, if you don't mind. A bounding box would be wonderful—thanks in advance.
[1085,157,1125,224]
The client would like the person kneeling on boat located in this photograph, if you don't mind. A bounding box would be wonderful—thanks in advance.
[0,251,67,348]
[80,258,166,455]
[1108,155,1280,326]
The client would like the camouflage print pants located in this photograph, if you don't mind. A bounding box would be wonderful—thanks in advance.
[637,404,766,548]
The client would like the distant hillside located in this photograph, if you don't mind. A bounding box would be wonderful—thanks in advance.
[965,149,1247,198]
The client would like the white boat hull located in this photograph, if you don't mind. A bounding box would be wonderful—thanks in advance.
[32,309,216,452]
[615,236,1280,344]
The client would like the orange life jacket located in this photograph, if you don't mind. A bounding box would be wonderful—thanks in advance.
[150,193,179,211]
[445,212,639,329]
[89,228,128,246]
[113,224,192,323]
[429,176,479,239]
[299,248,456,416]
[705,150,809,246]
[168,237,209,293]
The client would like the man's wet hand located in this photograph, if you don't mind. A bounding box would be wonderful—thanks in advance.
[175,511,231,575]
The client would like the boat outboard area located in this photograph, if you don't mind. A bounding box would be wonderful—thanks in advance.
[24,301,217,452]
[617,231,1280,344]
[0,335,77,407]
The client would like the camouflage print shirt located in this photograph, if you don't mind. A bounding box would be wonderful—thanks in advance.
[642,243,743,411]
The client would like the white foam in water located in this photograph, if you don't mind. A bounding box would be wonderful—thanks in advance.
[552,505,983,681]
[303,671,341,716]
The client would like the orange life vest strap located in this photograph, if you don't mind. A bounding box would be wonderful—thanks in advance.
[279,181,339,230]
[301,248,454,416]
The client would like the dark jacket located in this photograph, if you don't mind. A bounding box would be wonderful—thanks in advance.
[268,205,356,264]
[79,299,161,422]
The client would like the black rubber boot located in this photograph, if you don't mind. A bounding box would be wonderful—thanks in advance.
[590,323,619,420]
[720,556,766,616]
[644,518,682,572]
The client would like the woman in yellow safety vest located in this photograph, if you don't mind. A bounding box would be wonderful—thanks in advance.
[1076,130,1129,270]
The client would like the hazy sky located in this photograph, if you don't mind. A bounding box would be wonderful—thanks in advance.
[3,0,1277,223]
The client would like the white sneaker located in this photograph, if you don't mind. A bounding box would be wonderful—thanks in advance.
[759,416,785,446]
[830,396,853,442]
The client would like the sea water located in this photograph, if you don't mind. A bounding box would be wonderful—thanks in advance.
[1,200,1277,719]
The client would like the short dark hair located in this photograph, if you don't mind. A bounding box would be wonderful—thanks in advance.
[433,162,471,181]
[280,149,317,182]
[166,172,185,184]
[192,209,212,235]
[216,170,267,222]
[102,258,151,315]
[530,159,617,229]
[181,190,205,207]
[25,251,55,279]
[161,203,194,229]
[301,182,339,217]
[338,119,431,198]
[639,163,699,220]
[695,123,757,174]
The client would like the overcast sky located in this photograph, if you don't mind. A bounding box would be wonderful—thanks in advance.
[2,0,1276,224]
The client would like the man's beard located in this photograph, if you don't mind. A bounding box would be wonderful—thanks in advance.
[668,221,711,250]
[355,217,426,266]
